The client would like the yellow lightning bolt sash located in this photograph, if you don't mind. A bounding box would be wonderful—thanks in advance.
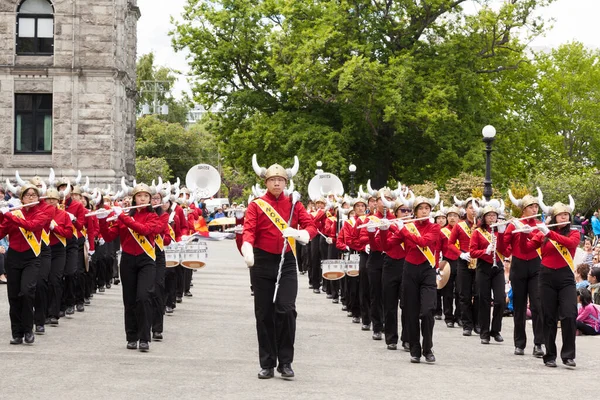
[41,229,50,246]
[254,199,297,258]
[477,228,505,263]
[405,222,436,268]
[51,220,67,247]
[128,228,156,261]
[549,239,574,272]
[11,210,41,256]
[441,227,459,249]
[168,225,176,242]
[155,234,164,251]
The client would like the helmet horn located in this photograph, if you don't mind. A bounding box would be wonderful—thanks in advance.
[252,154,267,178]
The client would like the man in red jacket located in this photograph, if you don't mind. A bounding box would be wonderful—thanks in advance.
[242,155,316,380]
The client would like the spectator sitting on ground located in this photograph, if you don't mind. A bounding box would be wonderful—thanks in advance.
[576,288,600,336]
[589,267,600,305]
[576,263,590,290]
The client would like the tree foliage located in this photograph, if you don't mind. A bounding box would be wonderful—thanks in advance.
[136,156,173,183]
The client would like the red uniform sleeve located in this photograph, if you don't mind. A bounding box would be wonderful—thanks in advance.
[401,223,440,248]
[118,212,160,236]
[469,229,486,259]
[3,206,52,231]
[242,202,258,246]
[86,216,98,251]
[52,211,74,239]
[99,218,120,243]
[70,202,86,231]
[547,229,580,250]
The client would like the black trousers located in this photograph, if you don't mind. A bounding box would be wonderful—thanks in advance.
[120,252,156,343]
[576,321,599,335]
[359,252,370,325]
[402,261,436,357]
[152,249,166,334]
[184,268,192,292]
[367,251,384,333]
[6,248,39,338]
[510,256,543,349]
[175,265,184,297]
[442,258,460,323]
[457,259,479,330]
[250,249,298,368]
[476,260,505,340]
[319,237,330,294]
[48,244,66,319]
[327,243,340,299]
[383,256,405,345]
[34,244,52,326]
[62,237,78,309]
[110,238,121,279]
[74,237,86,305]
[94,242,108,288]
[539,266,576,363]
[345,251,361,318]
[165,266,177,308]
[0,252,6,275]
[309,237,321,289]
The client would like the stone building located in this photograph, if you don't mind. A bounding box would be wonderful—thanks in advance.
[0,0,139,186]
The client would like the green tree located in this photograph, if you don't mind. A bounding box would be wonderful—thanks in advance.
[135,156,173,183]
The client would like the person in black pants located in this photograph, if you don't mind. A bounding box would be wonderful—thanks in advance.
[151,192,169,341]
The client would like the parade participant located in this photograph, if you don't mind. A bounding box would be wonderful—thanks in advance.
[433,211,447,320]
[44,188,73,325]
[351,194,373,331]
[243,155,317,379]
[97,183,161,352]
[449,197,480,336]
[82,193,99,304]
[359,185,394,340]
[439,205,462,328]
[336,203,356,316]
[379,197,410,350]
[469,202,509,345]
[164,199,182,313]
[397,191,440,363]
[519,196,578,368]
[309,197,327,294]
[151,191,169,341]
[323,203,341,303]
[0,184,52,344]
[505,189,545,357]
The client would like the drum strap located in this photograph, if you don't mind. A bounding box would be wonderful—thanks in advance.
[549,239,574,273]
[11,210,41,256]
[128,227,156,261]
[405,222,435,268]
[254,199,296,258]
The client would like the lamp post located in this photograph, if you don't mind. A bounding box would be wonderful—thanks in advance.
[481,125,497,201]
[348,163,357,197]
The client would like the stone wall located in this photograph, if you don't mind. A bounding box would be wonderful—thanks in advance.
[0,0,139,186]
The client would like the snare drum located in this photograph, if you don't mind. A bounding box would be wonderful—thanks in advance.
[345,253,360,277]
[321,260,346,280]
[165,245,180,268]
[180,242,208,269]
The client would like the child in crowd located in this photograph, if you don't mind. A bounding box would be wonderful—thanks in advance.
[583,238,594,266]
[589,267,600,305]
[576,288,600,336]
[576,263,590,290]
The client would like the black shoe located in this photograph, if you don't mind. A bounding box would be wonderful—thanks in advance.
[352,317,361,324]
[99,287,105,293]
[457,319,464,327]
[424,353,436,363]
[341,305,348,311]
[347,311,353,317]
[258,368,274,379]
[83,298,91,305]
[372,332,382,341]
[35,325,45,335]
[127,341,137,350]
[152,332,163,341]
[45,318,51,325]
[410,356,421,363]
[165,306,174,314]
[189,281,194,287]
[313,289,320,294]
[463,329,472,336]
[184,291,193,297]
[514,347,525,356]
[176,297,183,303]
[545,360,557,368]
[562,359,576,368]
[481,338,490,345]
[332,298,339,304]
[277,363,295,378]
[66,307,74,315]
[402,342,410,352]
[49,318,59,326]
[493,333,504,343]
[361,324,370,331]
[308,284,313,289]
[387,343,397,350]
[474,325,481,334]
[76,304,85,312]
[251,290,254,296]
[446,321,454,328]
[533,345,544,358]
[59,311,66,318]
[113,278,120,285]
[10,337,23,345]
[106,283,111,289]
[24,332,35,344]
[434,314,442,320]
[139,341,149,352]
[326,294,333,299]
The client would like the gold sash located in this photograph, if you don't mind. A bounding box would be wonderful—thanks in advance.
[254,199,297,257]
[11,210,41,256]
[168,225,176,242]
[477,228,505,262]
[441,227,459,249]
[155,234,164,251]
[41,229,50,246]
[405,222,436,267]
[128,228,156,261]
[345,218,355,227]
[458,221,472,238]
[549,239,574,272]
[51,219,67,247]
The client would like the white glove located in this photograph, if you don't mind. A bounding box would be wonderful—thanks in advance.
[395,219,404,230]
[346,245,350,252]
[367,225,376,233]
[326,237,333,244]
[497,224,506,234]
[519,225,533,234]
[50,220,57,230]
[379,220,390,231]
[181,235,189,242]
[0,207,10,214]
[460,252,471,262]
[113,206,123,217]
[485,244,494,255]
[67,212,76,222]
[96,210,110,220]
[282,227,310,245]
[365,244,371,254]
[235,209,246,219]
[88,250,95,256]
[241,242,254,267]
[99,238,105,246]
[537,223,550,236]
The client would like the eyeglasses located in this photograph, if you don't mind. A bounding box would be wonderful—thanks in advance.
[268,177,286,183]
[23,193,38,198]
[399,209,411,213]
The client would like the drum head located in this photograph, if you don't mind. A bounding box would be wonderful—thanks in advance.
[322,271,345,280]
[346,269,359,277]
[166,261,179,268]
[181,260,206,270]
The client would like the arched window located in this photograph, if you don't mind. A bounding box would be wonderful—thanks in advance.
[16,0,54,55]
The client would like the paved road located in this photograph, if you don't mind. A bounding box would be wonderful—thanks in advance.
[0,240,592,399]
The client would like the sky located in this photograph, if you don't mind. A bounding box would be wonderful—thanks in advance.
[137,0,600,100]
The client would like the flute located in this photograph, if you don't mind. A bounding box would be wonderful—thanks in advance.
[105,203,161,222]
[490,214,542,228]
[4,201,40,211]
[85,203,149,217]
[512,222,569,233]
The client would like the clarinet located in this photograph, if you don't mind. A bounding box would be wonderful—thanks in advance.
[491,225,499,268]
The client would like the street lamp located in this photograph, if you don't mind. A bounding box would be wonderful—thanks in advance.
[481,125,497,201]
[315,161,324,175]
[348,163,357,197]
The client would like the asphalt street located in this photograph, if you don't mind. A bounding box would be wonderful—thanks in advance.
[0,240,588,399]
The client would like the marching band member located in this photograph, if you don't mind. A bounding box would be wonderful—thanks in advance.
[97,183,161,352]
[309,197,327,294]
[243,155,317,379]
[449,197,480,336]
[151,191,169,341]
[433,211,447,320]
[468,202,509,345]
[323,204,341,303]
[397,192,440,363]
[0,184,52,344]
[504,189,545,357]
[519,197,578,368]
[336,201,357,318]
[164,199,182,314]
[439,205,462,328]
[82,193,99,304]
[350,197,372,332]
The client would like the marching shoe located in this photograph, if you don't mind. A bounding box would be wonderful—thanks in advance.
[139,341,149,352]
[514,347,525,356]
[84,298,91,305]
[98,287,105,293]
[446,322,454,328]
[493,334,504,343]
[544,360,557,368]
[165,306,174,314]
[152,332,163,341]
[313,289,320,294]
[184,291,193,297]
[308,284,313,289]
[361,324,370,331]
[35,325,45,335]
[126,341,137,350]
[372,332,383,341]
[341,305,348,311]
[410,356,421,364]
[76,304,85,312]
[434,314,442,320]
[474,325,481,334]
[106,282,111,289]
[352,317,361,324]
[481,338,490,345]
[402,342,410,352]
[10,337,23,345]
[113,278,120,285]
[462,329,472,337]
[59,311,66,318]
[45,318,51,325]
[49,318,59,326]
[347,311,353,317]
[387,344,397,350]
[258,368,274,379]
[326,294,333,299]
[562,359,576,368]
[277,364,295,378]
[332,298,339,304]
[66,307,74,315]
[24,332,35,344]
[176,296,183,303]
[533,345,544,358]
[424,353,436,363]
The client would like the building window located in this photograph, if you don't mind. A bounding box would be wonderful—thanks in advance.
[15,94,53,154]
[16,0,54,55]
